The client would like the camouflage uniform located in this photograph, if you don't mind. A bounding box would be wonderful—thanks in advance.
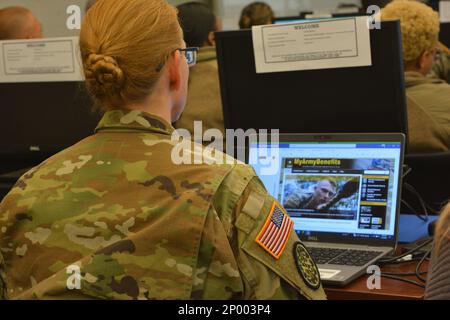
[0,109,326,300]
[431,53,450,84]
[405,71,450,152]
[283,192,316,210]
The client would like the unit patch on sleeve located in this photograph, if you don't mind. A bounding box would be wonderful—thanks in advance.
[294,242,321,290]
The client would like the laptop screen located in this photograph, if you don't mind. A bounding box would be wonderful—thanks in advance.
[249,136,403,243]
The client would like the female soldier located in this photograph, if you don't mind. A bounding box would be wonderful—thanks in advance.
[0,0,325,300]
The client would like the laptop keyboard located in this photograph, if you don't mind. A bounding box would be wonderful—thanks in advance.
[307,247,383,266]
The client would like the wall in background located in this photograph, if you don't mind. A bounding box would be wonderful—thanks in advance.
[214,0,362,29]
[0,0,362,37]
[0,0,88,38]
[0,0,211,37]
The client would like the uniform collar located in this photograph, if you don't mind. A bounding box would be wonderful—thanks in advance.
[95,109,175,136]
[404,71,446,88]
[197,46,217,63]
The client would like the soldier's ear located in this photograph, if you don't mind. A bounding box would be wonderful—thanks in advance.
[417,50,433,70]
[167,50,182,91]
[206,31,216,46]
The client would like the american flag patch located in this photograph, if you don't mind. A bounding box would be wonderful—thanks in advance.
[255,202,294,259]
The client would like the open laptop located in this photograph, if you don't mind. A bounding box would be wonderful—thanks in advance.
[247,133,405,286]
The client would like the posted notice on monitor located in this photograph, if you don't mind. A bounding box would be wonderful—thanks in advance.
[440,0,450,23]
[252,16,372,74]
[0,37,84,83]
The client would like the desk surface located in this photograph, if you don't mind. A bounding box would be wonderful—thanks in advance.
[324,250,428,300]
[324,215,435,300]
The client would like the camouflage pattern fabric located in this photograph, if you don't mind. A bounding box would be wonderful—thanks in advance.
[431,53,450,84]
[0,109,326,300]
[283,192,314,210]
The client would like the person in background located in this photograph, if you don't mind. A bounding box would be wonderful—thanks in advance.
[174,2,225,137]
[381,0,450,153]
[0,6,42,40]
[239,2,274,29]
[0,0,326,300]
[426,202,450,299]
[426,0,450,81]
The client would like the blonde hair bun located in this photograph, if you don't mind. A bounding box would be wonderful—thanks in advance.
[80,0,182,110]
[85,53,125,96]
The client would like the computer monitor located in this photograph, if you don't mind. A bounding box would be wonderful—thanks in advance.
[299,11,314,19]
[0,81,100,159]
[440,23,450,48]
[215,20,408,137]
[273,16,305,25]
[274,13,369,26]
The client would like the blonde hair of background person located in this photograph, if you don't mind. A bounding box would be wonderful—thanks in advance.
[239,1,274,29]
[80,0,186,118]
[381,0,439,70]
[0,6,42,40]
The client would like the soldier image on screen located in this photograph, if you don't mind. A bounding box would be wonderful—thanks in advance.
[284,178,359,212]
[284,179,337,210]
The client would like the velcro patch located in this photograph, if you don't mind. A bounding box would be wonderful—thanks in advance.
[255,202,293,260]
[294,242,321,290]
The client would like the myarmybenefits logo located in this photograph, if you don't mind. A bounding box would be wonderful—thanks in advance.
[293,158,342,166]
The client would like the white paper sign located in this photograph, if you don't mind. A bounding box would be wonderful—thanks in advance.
[440,1,450,23]
[0,37,84,83]
[252,16,372,74]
